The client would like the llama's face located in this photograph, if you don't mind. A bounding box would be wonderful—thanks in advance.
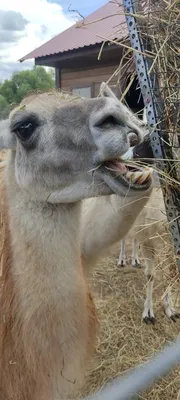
[0,84,152,203]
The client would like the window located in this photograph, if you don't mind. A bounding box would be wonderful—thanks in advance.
[72,86,92,98]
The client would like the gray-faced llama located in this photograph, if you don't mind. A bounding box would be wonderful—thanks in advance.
[0,83,153,400]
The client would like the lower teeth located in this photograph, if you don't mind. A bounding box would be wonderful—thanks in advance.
[105,163,153,185]
[124,167,153,184]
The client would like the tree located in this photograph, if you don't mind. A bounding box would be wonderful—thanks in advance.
[48,68,55,81]
[0,66,55,107]
[0,95,11,120]
[0,80,17,105]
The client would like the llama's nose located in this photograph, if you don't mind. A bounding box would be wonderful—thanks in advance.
[127,131,139,147]
[133,134,154,163]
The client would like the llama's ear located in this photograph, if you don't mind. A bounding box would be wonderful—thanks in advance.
[0,119,16,149]
[100,82,117,100]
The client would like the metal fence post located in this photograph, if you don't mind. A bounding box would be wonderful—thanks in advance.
[122,0,180,270]
[84,338,180,400]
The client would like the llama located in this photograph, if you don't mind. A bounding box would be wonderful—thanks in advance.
[118,238,141,267]
[118,170,159,269]
[117,115,180,322]
[117,109,149,268]
[81,106,179,324]
[81,107,154,274]
[117,183,180,324]
[0,83,153,400]
[81,172,179,325]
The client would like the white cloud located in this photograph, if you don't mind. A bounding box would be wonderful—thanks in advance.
[0,0,74,81]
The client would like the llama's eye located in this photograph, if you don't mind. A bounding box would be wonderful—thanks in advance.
[14,122,35,141]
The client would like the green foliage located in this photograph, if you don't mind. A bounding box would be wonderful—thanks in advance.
[0,94,11,120]
[0,79,16,105]
[0,66,55,118]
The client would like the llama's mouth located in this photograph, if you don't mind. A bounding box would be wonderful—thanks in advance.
[102,160,153,191]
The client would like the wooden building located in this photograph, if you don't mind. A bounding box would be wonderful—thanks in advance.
[20,1,144,113]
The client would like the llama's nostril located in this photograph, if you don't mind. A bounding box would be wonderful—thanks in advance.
[128,132,139,147]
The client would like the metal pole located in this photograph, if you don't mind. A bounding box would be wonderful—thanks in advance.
[84,338,180,400]
[122,0,180,270]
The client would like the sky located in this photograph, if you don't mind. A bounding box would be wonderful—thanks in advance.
[0,0,108,82]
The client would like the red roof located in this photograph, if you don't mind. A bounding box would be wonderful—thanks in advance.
[20,1,127,62]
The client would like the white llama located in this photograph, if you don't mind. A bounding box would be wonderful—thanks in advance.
[118,238,141,267]
[117,182,179,323]
[117,108,149,268]
[0,83,153,400]
[116,104,179,323]
[81,144,179,324]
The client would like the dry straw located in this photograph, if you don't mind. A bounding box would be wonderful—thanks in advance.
[77,247,180,400]
[97,0,180,182]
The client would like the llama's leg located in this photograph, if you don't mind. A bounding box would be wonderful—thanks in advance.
[131,238,141,268]
[117,239,127,267]
[163,287,180,322]
[141,243,156,324]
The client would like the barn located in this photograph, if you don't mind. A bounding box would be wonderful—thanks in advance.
[19,1,144,116]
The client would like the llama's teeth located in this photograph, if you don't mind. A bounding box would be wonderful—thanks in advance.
[138,167,153,184]
[137,171,151,184]
[125,171,133,180]
[131,171,144,183]
[126,171,143,182]
[145,173,151,182]
[144,167,154,173]
[126,168,153,184]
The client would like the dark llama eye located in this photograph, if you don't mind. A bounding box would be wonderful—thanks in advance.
[15,122,35,141]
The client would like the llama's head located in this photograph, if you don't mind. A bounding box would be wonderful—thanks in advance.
[0,83,152,203]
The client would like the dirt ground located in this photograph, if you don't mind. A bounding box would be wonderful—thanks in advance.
[78,242,180,400]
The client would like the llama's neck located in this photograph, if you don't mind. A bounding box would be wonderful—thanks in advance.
[6,166,83,306]
[2,162,92,398]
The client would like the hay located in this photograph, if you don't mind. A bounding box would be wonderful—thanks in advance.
[77,244,180,400]
[141,0,180,142]
[134,0,180,187]
[97,0,180,181]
